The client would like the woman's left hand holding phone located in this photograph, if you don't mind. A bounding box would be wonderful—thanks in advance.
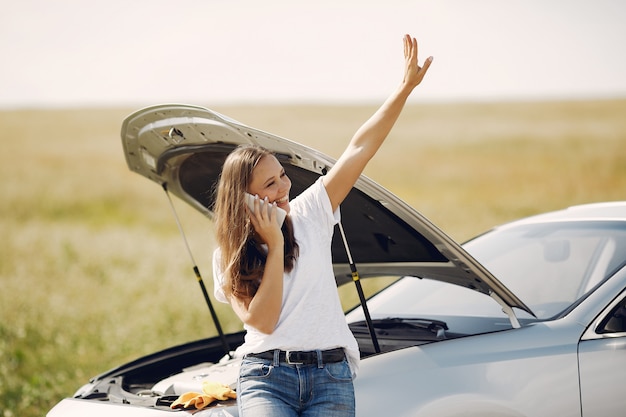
[246,194,284,249]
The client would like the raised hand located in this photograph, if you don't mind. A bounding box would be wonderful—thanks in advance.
[402,34,433,89]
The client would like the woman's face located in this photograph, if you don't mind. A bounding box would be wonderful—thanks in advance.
[247,154,292,213]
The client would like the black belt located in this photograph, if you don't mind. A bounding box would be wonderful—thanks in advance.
[247,348,345,365]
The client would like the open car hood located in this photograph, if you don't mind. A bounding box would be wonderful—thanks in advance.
[121,104,533,319]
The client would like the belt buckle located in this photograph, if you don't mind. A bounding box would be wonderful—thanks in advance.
[285,350,304,365]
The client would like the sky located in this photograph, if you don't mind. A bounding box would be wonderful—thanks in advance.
[2,0,626,108]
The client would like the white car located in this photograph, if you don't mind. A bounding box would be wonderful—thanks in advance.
[47,104,626,417]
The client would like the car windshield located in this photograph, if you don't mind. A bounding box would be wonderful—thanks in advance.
[464,220,626,319]
[348,220,626,323]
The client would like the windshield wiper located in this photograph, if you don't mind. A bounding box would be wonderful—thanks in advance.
[350,317,449,341]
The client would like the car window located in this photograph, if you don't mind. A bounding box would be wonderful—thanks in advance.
[344,276,506,320]
[464,221,626,319]
[338,276,400,313]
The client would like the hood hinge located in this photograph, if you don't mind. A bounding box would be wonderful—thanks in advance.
[490,291,521,329]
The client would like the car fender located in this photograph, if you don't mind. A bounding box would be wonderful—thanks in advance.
[354,324,582,417]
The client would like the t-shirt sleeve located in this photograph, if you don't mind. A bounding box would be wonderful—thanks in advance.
[212,248,228,304]
[293,177,341,239]
[318,177,341,227]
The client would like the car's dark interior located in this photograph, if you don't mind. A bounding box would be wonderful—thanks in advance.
[597,296,626,334]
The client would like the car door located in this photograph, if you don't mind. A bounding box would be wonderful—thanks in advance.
[578,289,626,415]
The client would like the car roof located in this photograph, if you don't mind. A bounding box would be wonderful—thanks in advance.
[491,202,626,231]
[120,104,534,316]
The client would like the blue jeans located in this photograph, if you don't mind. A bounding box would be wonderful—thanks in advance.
[237,351,355,417]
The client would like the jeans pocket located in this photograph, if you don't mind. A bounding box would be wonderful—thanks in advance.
[323,359,353,382]
[239,358,273,380]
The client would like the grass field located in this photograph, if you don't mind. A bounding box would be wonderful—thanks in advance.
[2,99,625,417]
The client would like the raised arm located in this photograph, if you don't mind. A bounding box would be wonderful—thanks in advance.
[323,34,433,211]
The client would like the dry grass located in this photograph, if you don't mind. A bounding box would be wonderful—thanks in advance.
[1,99,625,417]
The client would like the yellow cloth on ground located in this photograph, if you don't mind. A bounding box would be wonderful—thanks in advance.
[170,381,237,410]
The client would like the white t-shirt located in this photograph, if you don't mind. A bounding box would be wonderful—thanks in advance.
[213,177,360,376]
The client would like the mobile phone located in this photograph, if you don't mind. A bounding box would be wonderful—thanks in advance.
[245,193,287,227]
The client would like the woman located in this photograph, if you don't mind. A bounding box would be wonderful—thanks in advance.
[212,34,432,417]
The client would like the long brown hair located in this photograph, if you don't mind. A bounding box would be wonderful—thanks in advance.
[213,145,299,300]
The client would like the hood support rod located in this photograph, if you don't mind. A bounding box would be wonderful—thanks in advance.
[338,221,381,353]
[162,184,232,358]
